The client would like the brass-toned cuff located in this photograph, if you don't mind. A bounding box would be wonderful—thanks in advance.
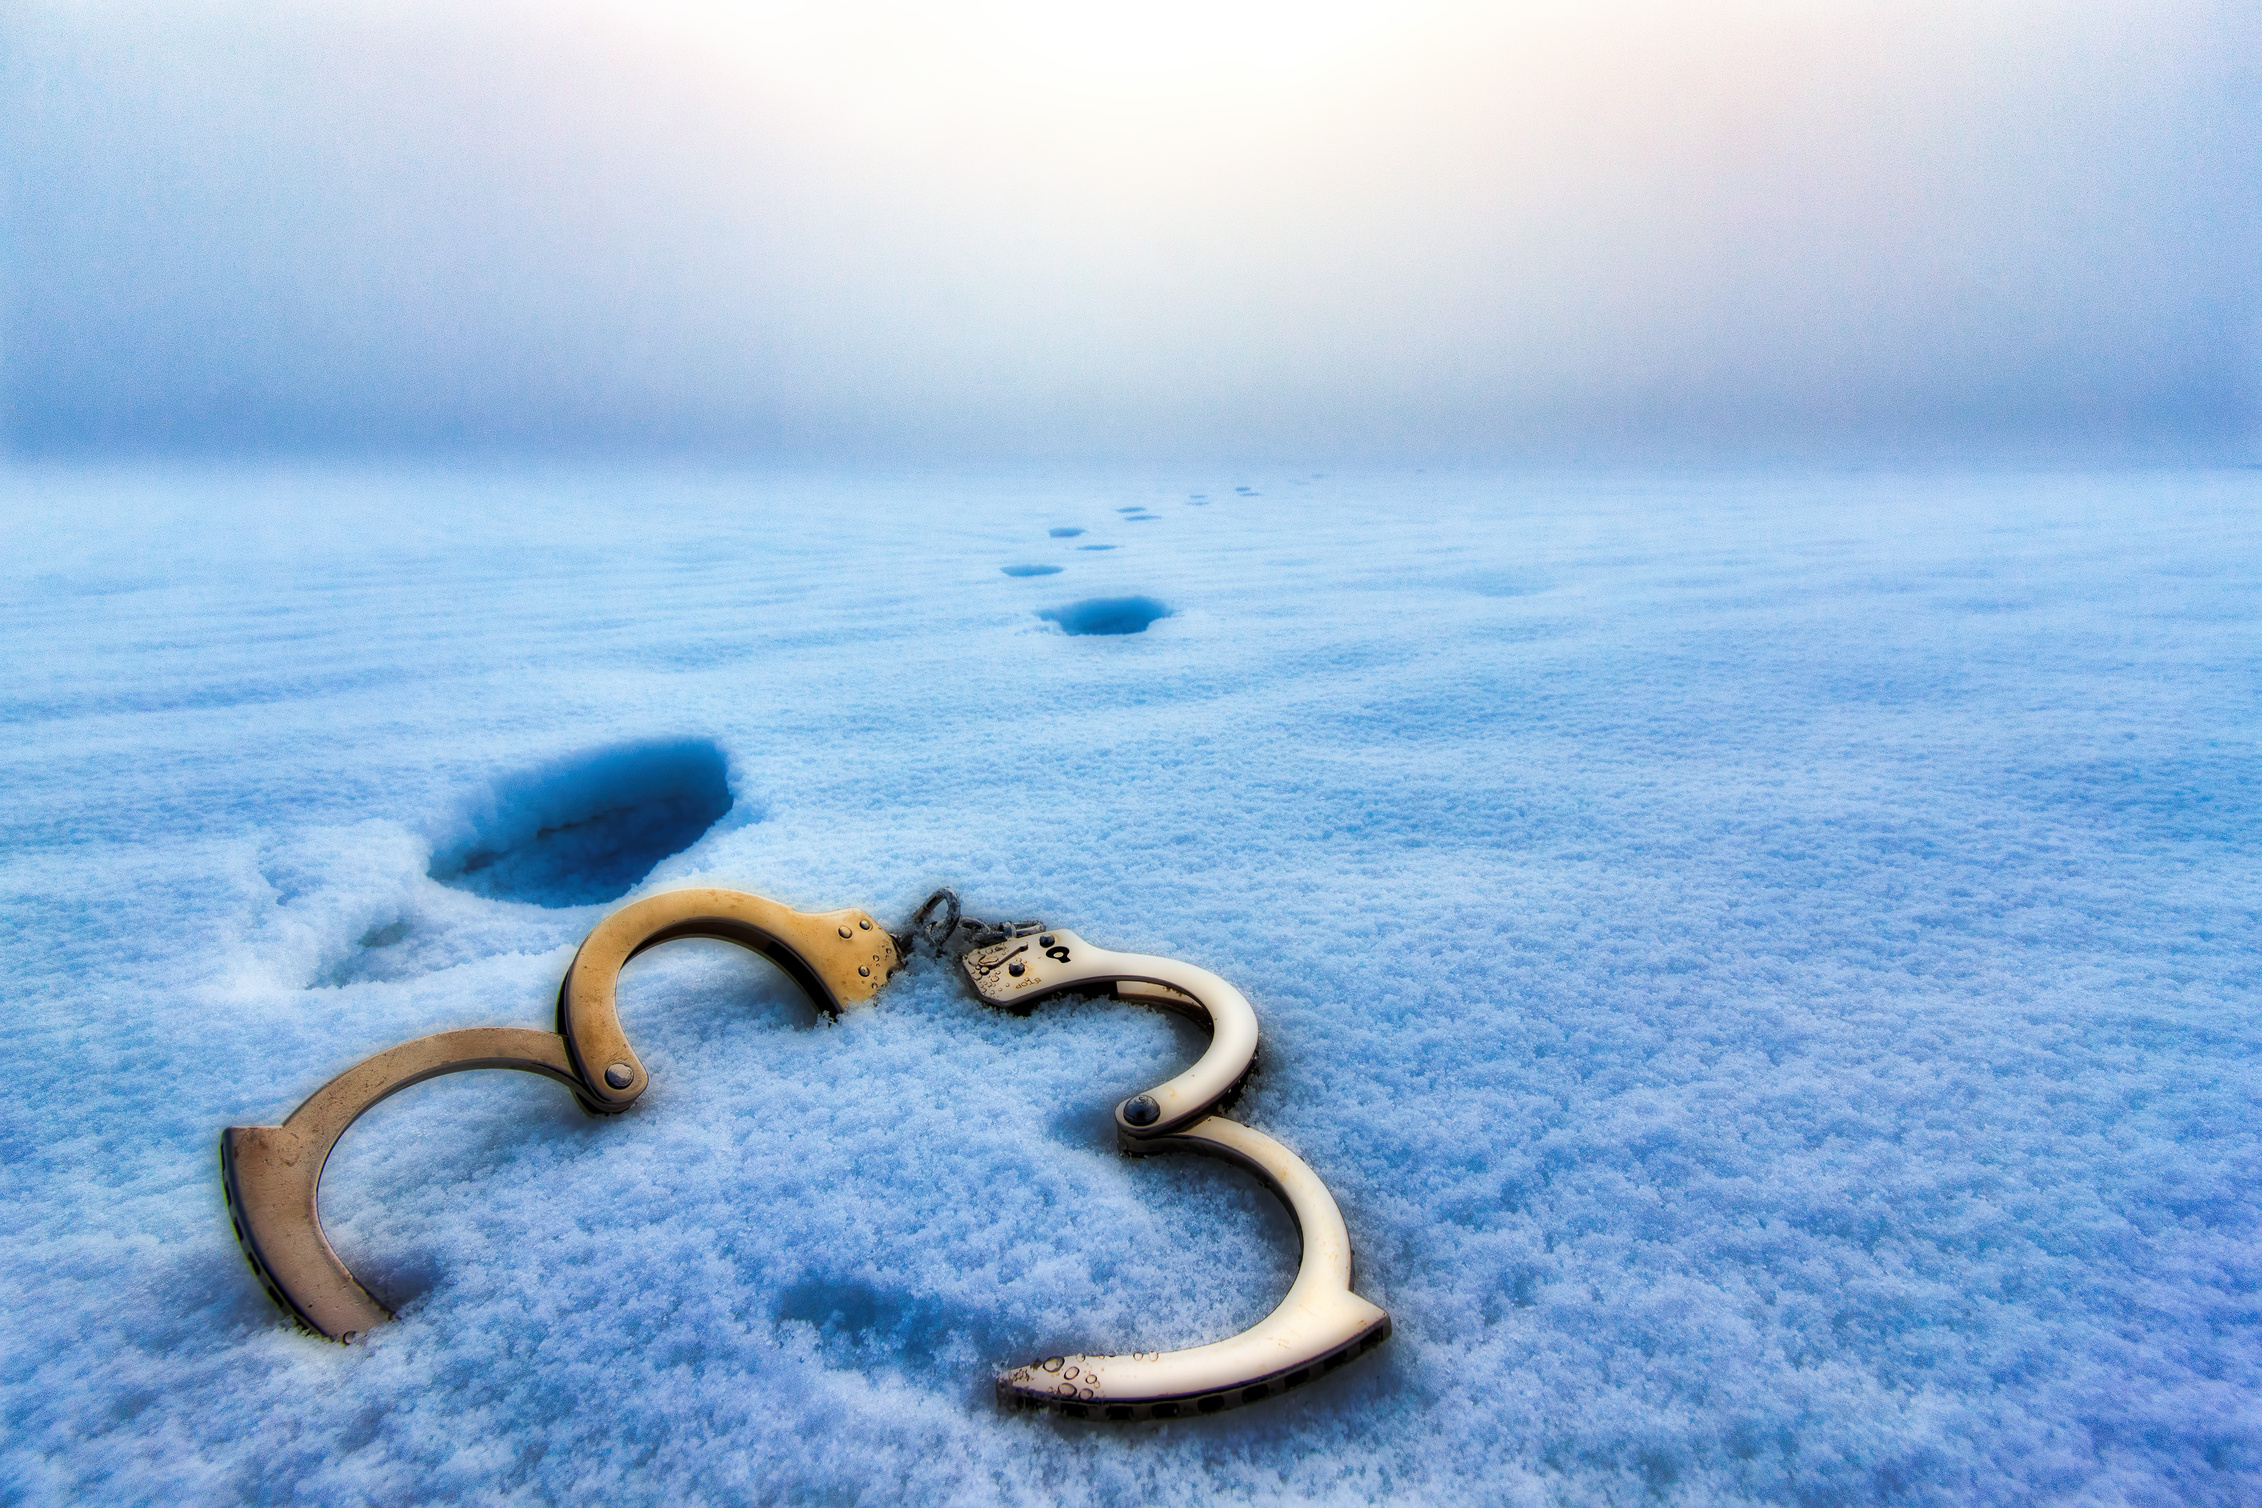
[556,887,898,1112]
[227,888,896,1342]
[220,1027,586,1342]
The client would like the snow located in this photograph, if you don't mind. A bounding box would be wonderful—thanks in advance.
[1,461,2257,1504]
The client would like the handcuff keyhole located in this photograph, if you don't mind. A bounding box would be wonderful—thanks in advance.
[1045,945,1071,962]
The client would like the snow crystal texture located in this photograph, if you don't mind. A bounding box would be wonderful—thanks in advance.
[1,463,2256,1504]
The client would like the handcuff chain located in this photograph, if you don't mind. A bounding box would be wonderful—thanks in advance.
[902,886,1043,961]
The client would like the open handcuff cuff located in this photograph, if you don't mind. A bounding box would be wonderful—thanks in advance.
[221,887,1390,1421]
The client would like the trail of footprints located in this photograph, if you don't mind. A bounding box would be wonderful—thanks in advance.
[1004,476,1326,637]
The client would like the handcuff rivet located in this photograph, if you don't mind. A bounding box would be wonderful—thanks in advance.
[1040,934,1056,947]
[838,926,853,939]
[858,965,871,977]
[604,1063,634,1090]
[1123,1094,1160,1126]
[859,918,872,930]
[1008,962,1025,977]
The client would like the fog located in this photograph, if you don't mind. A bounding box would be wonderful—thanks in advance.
[4,1,2254,460]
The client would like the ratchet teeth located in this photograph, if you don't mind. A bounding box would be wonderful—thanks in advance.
[1000,1319,1395,1420]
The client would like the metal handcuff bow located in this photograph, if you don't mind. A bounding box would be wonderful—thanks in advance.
[221,887,1390,1421]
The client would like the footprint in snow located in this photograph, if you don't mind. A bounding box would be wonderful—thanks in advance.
[429,739,736,909]
[1040,596,1172,636]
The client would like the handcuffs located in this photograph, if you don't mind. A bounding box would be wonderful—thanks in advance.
[221,887,1390,1421]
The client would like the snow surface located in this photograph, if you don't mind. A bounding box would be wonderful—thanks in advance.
[1,463,2257,1504]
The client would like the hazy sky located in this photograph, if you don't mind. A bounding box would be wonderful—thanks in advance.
[4,1,2255,460]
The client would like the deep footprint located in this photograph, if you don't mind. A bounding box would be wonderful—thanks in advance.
[1002,564,1064,577]
[1040,596,1172,636]
[429,738,735,908]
